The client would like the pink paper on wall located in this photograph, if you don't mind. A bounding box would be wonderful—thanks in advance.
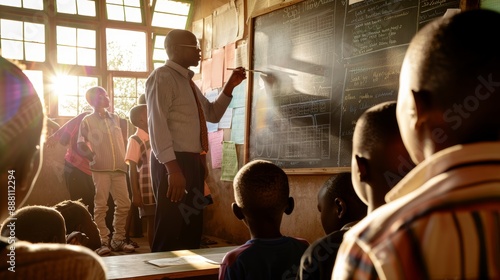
[201,59,212,93]
[208,130,224,169]
[211,48,225,89]
[224,43,236,83]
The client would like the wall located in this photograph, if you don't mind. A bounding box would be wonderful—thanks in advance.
[193,0,328,244]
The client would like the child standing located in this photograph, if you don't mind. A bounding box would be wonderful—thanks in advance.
[125,104,156,249]
[219,160,309,280]
[77,86,134,255]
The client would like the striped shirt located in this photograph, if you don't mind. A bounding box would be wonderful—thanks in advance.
[77,111,127,173]
[145,60,232,164]
[332,142,500,280]
[125,128,155,206]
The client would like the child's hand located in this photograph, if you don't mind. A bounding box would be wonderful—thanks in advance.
[66,231,89,246]
[132,194,144,208]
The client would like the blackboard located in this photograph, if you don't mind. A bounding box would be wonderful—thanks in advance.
[246,0,461,173]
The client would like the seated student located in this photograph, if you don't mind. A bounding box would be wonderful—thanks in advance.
[219,160,309,280]
[297,173,366,280]
[125,104,156,249]
[333,10,500,279]
[53,199,101,250]
[0,206,66,244]
[0,56,106,279]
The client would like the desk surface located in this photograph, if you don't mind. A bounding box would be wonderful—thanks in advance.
[103,246,237,280]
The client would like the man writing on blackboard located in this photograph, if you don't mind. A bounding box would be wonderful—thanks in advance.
[332,9,500,279]
[145,29,246,252]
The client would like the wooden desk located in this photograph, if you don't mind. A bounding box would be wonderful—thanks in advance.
[103,246,237,280]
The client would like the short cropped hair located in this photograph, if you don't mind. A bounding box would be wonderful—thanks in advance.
[85,86,106,106]
[323,173,364,210]
[129,104,147,127]
[233,160,289,214]
[354,101,399,155]
[1,205,66,243]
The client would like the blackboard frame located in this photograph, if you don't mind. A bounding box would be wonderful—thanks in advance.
[243,0,473,175]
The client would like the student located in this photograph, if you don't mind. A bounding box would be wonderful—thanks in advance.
[0,206,66,244]
[146,29,246,252]
[297,173,366,280]
[219,160,309,280]
[46,111,95,214]
[125,104,155,249]
[53,199,101,250]
[0,56,106,279]
[333,10,500,279]
[77,86,134,255]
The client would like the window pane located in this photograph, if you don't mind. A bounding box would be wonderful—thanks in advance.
[124,6,142,23]
[114,97,136,119]
[58,96,78,116]
[137,78,146,95]
[124,0,139,6]
[106,0,122,4]
[23,70,44,103]
[24,0,43,9]
[57,45,77,64]
[77,0,96,16]
[0,0,21,7]
[79,76,98,94]
[1,19,23,40]
[24,22,45,43]
[1,40,24,60]
[57,0,77,14]
[113,77,135,97]
[153,49,166,61]
[25,42,45,61]
[152,12,187,29]
[154,35,165,48]
[77,48,96,66]
[57,26,77,46]
[107,4,124,21]
[106,29,146,71]
[155,0,190,15]
[77,28,95,48]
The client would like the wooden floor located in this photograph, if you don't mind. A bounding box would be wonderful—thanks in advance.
[105,235,236,256]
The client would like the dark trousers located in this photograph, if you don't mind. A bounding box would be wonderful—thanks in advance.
[64,161,95,215]
[150,151,208,252]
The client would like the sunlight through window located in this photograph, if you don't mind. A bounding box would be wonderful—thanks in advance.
[152,0,191,29]
[54,75,98,116]
[106,28,146,71]
[0,19,45,62]
[106,0,142,23]
[57,26,96,66]
[0,0,43,10]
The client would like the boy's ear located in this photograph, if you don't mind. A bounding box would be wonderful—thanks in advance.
[354,155,369,182]
[231,202,245,220]
[284,197,294,215]
[334,197,347,219]
[412,89,432,128]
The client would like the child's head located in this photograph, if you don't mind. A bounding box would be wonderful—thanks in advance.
[317,173,366,235]
[1,205,66,244]
[397,10,500,164]
[0,57,45,222]
[85,86,109,109]
[53,199,101,250]
[232,160,293,235]
[138,93,146,105]
[352,101,414,212]
[129,104,148,132]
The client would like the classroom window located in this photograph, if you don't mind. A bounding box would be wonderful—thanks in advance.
[56,0,96,17]
[106,28,147,71]
[55,75,98,116]
[153,34,168,69]
[0,19,45,62]
[23,70,44,105]
[0,0,43,9]
[112,77,146,118]
[57,26,96,66]
[106,0,142,23]
[151,0,191,29]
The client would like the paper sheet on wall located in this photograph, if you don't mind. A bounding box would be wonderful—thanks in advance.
[224,42,236,83]
[211,48,225,89]
[203,15,213,59]
[213,1,238,49]
[218,108,233,129]
[228,80,247,108]
[221,141,238,181]
[205,89,220,132]
[235,42,248,69]
[231,107,246,144]
[209,130,224,169]
[192,18,203,39]
[147,253,227,267]
[201,59,212,93]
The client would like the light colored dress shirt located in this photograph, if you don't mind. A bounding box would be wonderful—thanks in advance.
[333,141,500,280]
[145,60,231,164]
